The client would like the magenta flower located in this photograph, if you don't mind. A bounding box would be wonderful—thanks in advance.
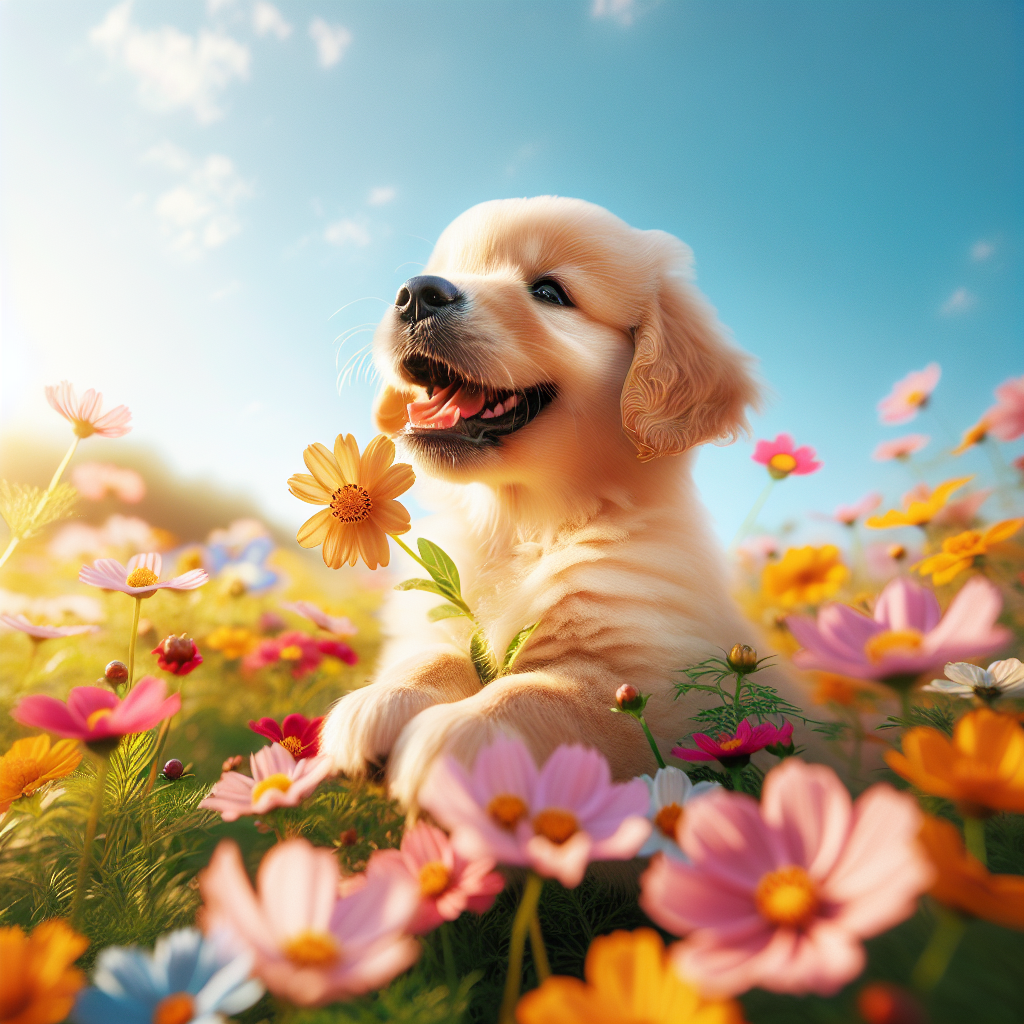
[639,758,932,997]
[832,493,881,526]
[45,380,132,438]
[984,374,1024,442]
[281,600,357,637]
[877,364,941,424]
[0,613,99,640]
[199,743,333,822]
[786,576,1010,684]
[248,714,324,759]
[752,434,822,479]
[419,737,651,889]
[199,838,420,1006]
[368,822,505,934]
[242,630,356,678]
[70,462,146,502]
[672,719,794,769]
[11,676,179,743]
[79,552,208,599]
[871,434,930,461]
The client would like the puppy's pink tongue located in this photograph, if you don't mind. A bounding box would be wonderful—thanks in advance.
[407,384,485,429]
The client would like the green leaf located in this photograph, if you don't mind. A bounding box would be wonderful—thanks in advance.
[416,538,462,600]
[470,628,499,685]
[394,578,448,597]
[427,603,468,622]
[0,480,77,538]
[500,622,538,674]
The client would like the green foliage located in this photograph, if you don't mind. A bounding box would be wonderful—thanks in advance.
[0,479,78,538]
[500,624,538,675]
[469,629,499,685]
[880,700,957,735]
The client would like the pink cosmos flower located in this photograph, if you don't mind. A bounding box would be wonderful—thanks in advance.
[248,714,324,759]
[833,493,882,526]
[786,576,1010,683]
[0,613,99,639]
[752,434,822,479]
[639,758,932,997]
[281,600,358,637]
[11,675,179,742]
[930,488,992,528]
[368,822,505,934]
[70,462,146,502]
[672,719,794,768]
[242,630,356,678]
[877,364,941,425]
[79,552,208,599]
[871,434,930,461]
[419,737,651,889]
[984,375,1024,441]
[45,380,132,438]
[199,743,334,822]
[199,838,420,1006]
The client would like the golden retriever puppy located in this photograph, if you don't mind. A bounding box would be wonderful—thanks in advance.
[321,196,810,806]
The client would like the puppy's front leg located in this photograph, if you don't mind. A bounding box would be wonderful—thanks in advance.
[320,643,480,777]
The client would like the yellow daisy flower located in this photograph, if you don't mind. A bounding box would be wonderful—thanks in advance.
[288,434,415,570]
[0,735,82,815]
[0,919,88,1024]
[913,518,1024,586]
[865,476,971,529]
[205,626,258,661]
[761,545,849,608]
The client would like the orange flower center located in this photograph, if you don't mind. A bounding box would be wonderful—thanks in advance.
[906,389,927,406]
[279,645,304,660]
[126,567,159,588]
[717,736,744,751]
[768,453,797,474]
[942,531,985,557]
[887,544,906,560]
[72,419,97,439]
[418,860,451,897]
[533,808,579,844]
[251,773,292,802]
[863,629,924,663]
[284,931,340,967]
[152,992,195,1024]
[654,802,683,839]
[754,865,819,928]
[488,793,529,830]
[86,708,114,731]
[330,484,373,523]
[280,736,305,757]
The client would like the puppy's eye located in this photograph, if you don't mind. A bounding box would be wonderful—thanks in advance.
[530,278,573,307]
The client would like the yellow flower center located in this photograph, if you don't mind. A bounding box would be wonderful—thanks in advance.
[863,629,924,663]
[768,453,797,473]
[654,802,683,839]
[279,645,303,660]
[754,866,819,928]
[280,736,305,757]
[717,736,744,751]
[86,708,114,731]
[942,530,985,557]
[251,773,293,802]
[72,419,97,439]
[533,807,579,845]
[152,992,196,1024]
[906,389,927,406]
[284,931,340,967]
[125,567,159,588]
[488,793,529,830]
[330,484,373,523]
[418,860,451,897]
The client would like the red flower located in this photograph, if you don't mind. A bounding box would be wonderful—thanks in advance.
[241,630,356,678]
[316,637,358,665]
[671,718,794,768]
[152,634,203,675]
[248,714,324,759]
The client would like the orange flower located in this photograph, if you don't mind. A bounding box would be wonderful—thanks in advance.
[0,919,88,1024]
[812,673,888,709]
[205,626,257,660]
[515,928,745,1024]
[0,736,81,814]
[885,709,1024,815]
[951,420,988,455]
[913,518,1023,585]
[761,545,849,608]
[865,477,972,529]
[919,815,1024,930]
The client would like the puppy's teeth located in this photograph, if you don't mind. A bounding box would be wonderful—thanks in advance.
[505,393,518,408]
[481,408,495,419]
[493,403,504,416]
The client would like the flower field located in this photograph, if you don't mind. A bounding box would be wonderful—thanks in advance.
[1,371,1023,1024]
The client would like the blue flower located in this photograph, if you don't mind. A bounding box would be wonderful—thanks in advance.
[207,537,279,594]
[72,928,263,1024]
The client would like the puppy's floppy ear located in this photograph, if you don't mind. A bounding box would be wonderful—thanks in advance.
[373,385,417,435]
[621,240,760,462]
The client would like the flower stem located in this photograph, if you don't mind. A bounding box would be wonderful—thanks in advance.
[963,816,987,867]
[389,533,476,620]
[911,904,966,993]
[499,871,545,1024]
[728,765,746,794]
[638,715,667,770]
[126,597,142,690]
[899,687,913,723]
[529,909,551,982]
[72,753,109,928]
[732,479,776,547]
[440,922,458,1002]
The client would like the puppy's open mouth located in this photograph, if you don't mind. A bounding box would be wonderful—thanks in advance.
[400,353,556,445]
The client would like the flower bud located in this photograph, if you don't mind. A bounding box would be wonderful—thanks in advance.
[228,579,247,597]
[104,660,129,684]
[152,634,203,676]
[339,828,358,847]
[615,683,644,712]
[727,644,758,673]
[162,758,184,780]
[222,755,244,772]
[856,983,926,1024]
[887,544,907,561]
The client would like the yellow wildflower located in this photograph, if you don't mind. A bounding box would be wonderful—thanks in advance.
[0,736,81,815]
[206,626,257,660]
[913,518,1023,585]
[0,919,88,1024]
[951,420,988,455]
[761,545,849,608]
[865,477,972,529]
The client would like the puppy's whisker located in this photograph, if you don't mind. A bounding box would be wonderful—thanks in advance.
[334,324,378,349]
[328,297,390,321]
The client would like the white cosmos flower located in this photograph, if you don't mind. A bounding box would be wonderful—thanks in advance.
[639,766,719,861]
[923,659,1024,700]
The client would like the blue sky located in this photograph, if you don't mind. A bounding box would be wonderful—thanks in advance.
[1,0,1021,547]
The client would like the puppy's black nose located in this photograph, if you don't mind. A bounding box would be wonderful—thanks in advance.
[395,275,462,323]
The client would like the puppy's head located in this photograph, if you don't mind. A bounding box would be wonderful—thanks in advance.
[373,197,759,484]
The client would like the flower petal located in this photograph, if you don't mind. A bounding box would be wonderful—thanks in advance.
[297,508,333,549]
[333,434,361,485]
[303,443,343,491]
[289,473,330,505]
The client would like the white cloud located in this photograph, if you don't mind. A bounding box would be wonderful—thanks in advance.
[253,2,292,40]
[324,219,370,247]
[592,0,637,26]
[90,1,250,124]
[144,144,253,258]
[367,186,396,207]
[940,287,976,317]
[309,18,352,68]
[971,239,995,262]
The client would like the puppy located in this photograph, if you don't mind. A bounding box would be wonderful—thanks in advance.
[322,196,811,805]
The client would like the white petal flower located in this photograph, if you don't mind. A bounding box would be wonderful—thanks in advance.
[639,766,719,860]
[923,659,1024,700]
